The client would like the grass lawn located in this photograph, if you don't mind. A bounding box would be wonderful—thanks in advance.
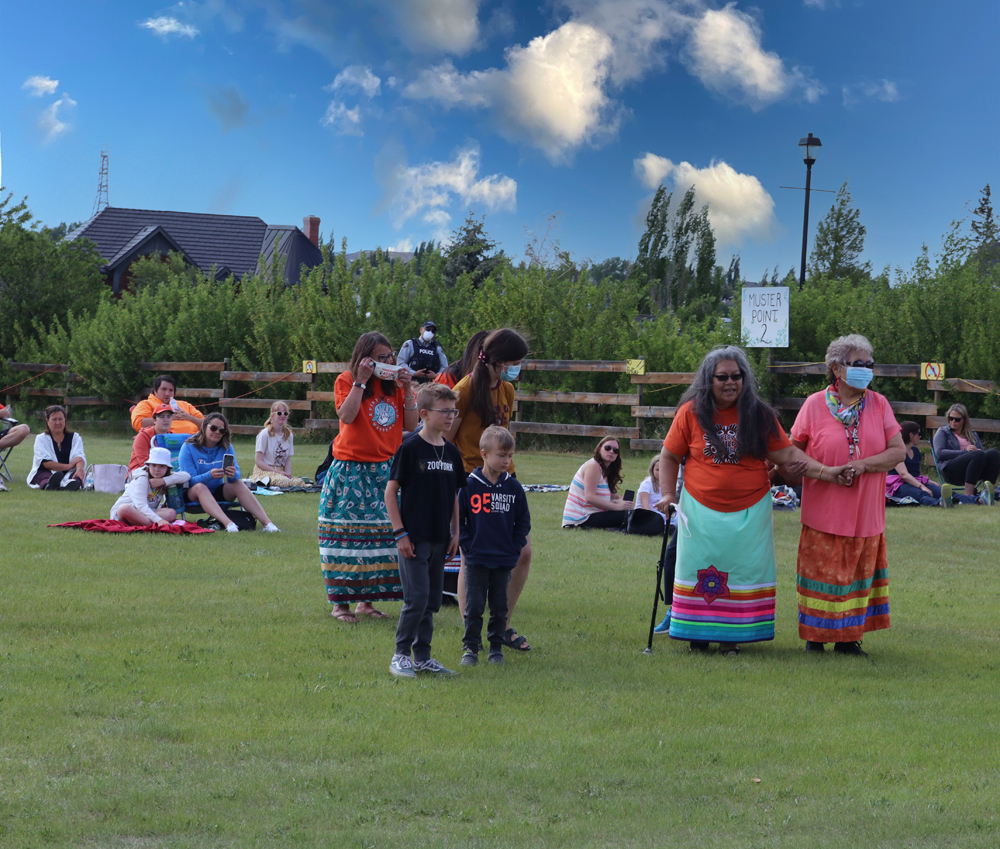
[1,432,998,848]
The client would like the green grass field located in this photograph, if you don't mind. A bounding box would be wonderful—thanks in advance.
[1,433,998,848]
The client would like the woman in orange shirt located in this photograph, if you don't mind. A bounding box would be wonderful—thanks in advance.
[319,332,419,624]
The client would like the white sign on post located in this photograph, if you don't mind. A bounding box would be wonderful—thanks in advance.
[741,286,789,347]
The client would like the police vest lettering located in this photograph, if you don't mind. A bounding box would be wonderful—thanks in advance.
[470,491,516,514]
[408,338,442,372]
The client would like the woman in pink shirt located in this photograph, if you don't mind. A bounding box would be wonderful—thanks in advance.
[790,334,905,656]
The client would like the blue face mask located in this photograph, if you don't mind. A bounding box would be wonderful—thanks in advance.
[844,367,873,390]
[501,364,521,382]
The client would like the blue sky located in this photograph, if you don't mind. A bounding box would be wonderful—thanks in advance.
[3,1,998,279]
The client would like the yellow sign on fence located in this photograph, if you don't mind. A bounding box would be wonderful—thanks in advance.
[626,359,646,376]
[302,360,317,374]
[921,362,945,380]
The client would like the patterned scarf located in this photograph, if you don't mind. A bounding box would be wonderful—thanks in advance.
[825,384,866,427]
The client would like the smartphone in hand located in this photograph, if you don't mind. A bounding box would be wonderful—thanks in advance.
[624,489,635,503]
[222,453,235,481]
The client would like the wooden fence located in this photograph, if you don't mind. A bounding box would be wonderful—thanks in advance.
[7,358,999,443]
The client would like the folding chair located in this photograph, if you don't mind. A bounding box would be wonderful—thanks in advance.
[928,439,946,487]
[1,416,22,483]
[152,432,244,519]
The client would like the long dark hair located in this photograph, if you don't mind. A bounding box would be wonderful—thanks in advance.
[469,328,529,428]
[43,404,72,438]
[592,436,623,494]
[189,412,232,450]
[349,331,397,401]
[679,345,779,461]
[441,329,490,385]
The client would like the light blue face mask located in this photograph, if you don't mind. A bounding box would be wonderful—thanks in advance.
[501,364,522,381]
[844,366,873,390]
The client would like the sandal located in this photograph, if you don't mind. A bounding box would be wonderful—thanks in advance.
[331,608,359,624]
[357,606,389,619]
[720,644,740,657]
[502,628,531,651]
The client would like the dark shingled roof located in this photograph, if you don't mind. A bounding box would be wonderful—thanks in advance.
[66,207,268,278]
[257,226,324,285]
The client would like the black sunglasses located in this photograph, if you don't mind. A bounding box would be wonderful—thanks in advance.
[603,444,620,454]
[713,372,744,383]
[947,415,964,422]
[274,411,289,416]
[207,424,228,433]
[847,360,875,369]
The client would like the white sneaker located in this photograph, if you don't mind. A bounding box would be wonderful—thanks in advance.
[225,523,239,533]
[262,522,280,532]
[389,654,417,678]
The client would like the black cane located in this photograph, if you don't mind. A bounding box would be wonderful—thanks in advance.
[643,505,675,654]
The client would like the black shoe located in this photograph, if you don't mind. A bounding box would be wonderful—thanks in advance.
[833,641,868,656]
[689,641,710,652]
[63,479,83,491]
[805,641,826,653]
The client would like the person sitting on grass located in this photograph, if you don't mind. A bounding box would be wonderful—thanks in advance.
[27,405,86,490]
[887,420,977,507]
[248,401,306,488]
[179,413,280,533]
[128,404,175,472]
[131,375,204,435]
[111,446,190,527]
[459,426,531,667]
[561,436,634,530]
[385,382,467,678]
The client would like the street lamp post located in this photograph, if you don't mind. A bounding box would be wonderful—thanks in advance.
[798,133,822,291]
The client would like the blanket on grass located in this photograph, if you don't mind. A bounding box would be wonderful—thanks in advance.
[49,520,215,534]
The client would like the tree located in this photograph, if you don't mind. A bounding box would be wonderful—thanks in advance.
[808,181,871,282]
[970,183,999,268]
[631,185,717,311]
[41,220,84,243]
[0,191,107,361]
[443,212,505,288]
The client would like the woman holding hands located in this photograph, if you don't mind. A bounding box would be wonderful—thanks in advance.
[320,332,418,624]
[656,346,848,656]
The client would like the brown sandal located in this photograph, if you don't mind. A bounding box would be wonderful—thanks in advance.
[331,608,359,624]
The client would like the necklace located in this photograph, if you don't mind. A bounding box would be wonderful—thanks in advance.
[430,440,446,464]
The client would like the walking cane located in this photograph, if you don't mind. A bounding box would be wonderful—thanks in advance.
[643,504,675,654]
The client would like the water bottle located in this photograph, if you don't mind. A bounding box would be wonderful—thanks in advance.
[84,466,94,491]
[166,484,185,513]
[170,398,180,412]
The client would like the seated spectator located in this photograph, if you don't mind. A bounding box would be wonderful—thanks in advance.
[111,447,190,526]
[435,330,490,389]
[1,404,31,491]
[638,455,669,521]
[131,375,204,434]
[248,401,306,487]
[128,404,175,472]
[561,437,634,530]
[27,405,86,490]
[933,404,999,505]
[888,421,977,506]
[178,412,280,533]
[398,320,448,383]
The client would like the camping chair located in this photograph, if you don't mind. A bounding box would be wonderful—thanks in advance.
[152,433,244,519]
[928,438,946,487]
[0,414,21,483]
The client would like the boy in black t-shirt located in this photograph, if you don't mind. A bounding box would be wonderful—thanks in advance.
[386,383,467,678]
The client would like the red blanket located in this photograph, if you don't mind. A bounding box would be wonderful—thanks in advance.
[48,520,214,534]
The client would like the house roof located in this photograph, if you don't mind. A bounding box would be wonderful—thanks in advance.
[257,226,324,285]
[66,207,270,278]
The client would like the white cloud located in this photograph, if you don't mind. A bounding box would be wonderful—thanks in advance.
[842,78,900,107]
[404,21,618,163]
[685,3,823,108]
[386,0,482,55]
[384,143,516,234]
[321,101,363,136]
[634,152,777,246]
[803,0,831,8]
[388,238,415,252]
[326,66,382,98]
[38,93,77,142]
[22,75,59,97]
[140,16,200,38]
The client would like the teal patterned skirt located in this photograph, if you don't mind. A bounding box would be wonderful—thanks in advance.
[319,458,402,604]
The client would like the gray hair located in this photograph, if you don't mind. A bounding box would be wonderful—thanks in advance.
[679,345,780,461]
[825,334,874,384]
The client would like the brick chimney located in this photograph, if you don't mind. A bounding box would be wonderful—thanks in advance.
[303,215,321,247]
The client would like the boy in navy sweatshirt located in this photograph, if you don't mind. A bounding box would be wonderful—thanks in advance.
[459,426,531,665]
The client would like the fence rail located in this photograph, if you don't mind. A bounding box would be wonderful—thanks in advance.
[8,358,1000,443]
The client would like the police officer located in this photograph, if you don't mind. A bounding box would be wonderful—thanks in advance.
[398,320,448,384]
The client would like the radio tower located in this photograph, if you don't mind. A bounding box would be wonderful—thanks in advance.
[92,146,109,217]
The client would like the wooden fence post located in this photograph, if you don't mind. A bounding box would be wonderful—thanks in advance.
[221,358,232,410]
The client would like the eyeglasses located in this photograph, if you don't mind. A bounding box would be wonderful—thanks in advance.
[603,445,620,454]
[847,360,875,369]
[376,352,396,363]
[274,411,289,417]
[428,409,460,417]
[712,372,744,383]
[207,424,228,433]
[947,415,964,422]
